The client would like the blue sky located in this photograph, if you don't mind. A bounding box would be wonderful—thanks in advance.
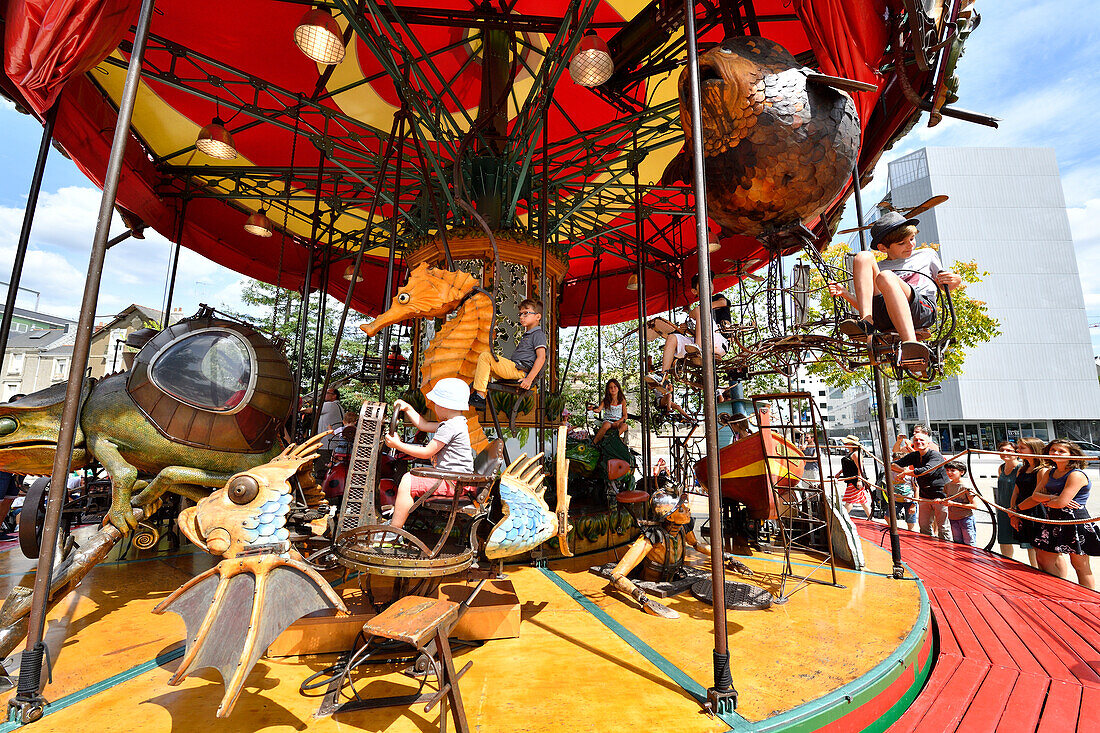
[1,0,1098,347]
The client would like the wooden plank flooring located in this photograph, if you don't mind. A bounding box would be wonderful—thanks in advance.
[855,521,1100,732]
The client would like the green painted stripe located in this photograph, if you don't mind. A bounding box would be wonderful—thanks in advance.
[538,567,748,732]
[541,561,929,733]
[1,646,184,730]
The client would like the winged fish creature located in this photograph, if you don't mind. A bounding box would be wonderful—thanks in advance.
[153,433,346,718]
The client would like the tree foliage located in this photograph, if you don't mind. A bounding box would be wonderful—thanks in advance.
[227,279,386,410]
[804,243,1001,398]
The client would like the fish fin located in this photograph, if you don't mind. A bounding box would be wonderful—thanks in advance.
[153,555,345,717]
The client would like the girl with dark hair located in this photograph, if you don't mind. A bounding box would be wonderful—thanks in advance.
[1009,437,1048,570]
[1024,440,1100,589]
[590,379,628,445]
[994,441,1024,561]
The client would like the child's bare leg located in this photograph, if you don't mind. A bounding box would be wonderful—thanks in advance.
[999,543,1015,560]
[662,336,679,373]
[874,271,917,342]
[851,251,880,319]
[389,474,415,530]
[861,496,875,521]
[1027,547,1037,567]
[594,420,611,444]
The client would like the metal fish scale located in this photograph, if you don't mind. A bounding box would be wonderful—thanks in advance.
[337,401,387,536]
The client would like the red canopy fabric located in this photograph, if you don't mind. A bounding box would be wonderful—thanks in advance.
[3,0,138,115]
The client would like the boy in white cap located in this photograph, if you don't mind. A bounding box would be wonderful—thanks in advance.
[827,211,961,378]
[384,377,475,530]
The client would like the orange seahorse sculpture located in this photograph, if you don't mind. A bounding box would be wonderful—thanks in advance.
[361,263,492,451]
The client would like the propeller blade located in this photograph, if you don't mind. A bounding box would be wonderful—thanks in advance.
[804,71,878,93]
[903,194,949,218]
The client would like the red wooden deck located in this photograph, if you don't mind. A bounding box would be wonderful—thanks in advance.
[855,520,1100,732]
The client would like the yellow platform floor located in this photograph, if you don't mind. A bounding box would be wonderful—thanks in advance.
[0,530,923,732]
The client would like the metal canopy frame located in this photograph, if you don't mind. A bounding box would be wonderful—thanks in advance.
[83,0,824,280]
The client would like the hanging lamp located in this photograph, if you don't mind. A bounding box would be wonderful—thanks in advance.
[196,118,237,160]
[626,274,639,291]
[570,32,614,87]
[294,8,345,65]
[342,263,363,282]
[708,231,721,253]
[244,208,273,237]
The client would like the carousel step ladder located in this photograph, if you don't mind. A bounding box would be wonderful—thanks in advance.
[337,401,388,536]
[325,595,472,733]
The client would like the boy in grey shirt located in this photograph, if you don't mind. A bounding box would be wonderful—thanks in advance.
[470,298,547,408]
[828,211,961,378]
[384,378,475,530]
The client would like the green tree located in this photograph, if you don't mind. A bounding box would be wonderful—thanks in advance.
[804,243,1001,399]
[228,279,382,410]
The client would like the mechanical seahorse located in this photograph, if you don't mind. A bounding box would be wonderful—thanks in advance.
[361,263,492,451]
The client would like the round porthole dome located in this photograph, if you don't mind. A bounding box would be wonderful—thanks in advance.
[149,330,255,412]
[126,311,293,453]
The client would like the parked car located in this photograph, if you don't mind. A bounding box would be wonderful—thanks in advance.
[1072,440,1100,459]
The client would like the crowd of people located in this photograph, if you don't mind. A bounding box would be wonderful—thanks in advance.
[873,426,1100,590]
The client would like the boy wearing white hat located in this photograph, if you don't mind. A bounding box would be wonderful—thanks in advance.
[384,377,475,530]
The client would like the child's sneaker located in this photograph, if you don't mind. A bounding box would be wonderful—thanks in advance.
[897,341,931,379]
[469,393,487,409]
[839,318,878,339]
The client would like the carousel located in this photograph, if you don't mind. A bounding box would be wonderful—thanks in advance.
[0,1,989,731]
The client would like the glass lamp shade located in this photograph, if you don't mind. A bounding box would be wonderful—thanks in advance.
[294,9,345,65]
[570,34,613,87]
[708,232,721,252]
[626,274,639,291]
[342,263,364,282]
[244,209,273,237]
[196,120,237,160]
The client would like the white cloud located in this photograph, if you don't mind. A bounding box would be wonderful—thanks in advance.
[0,185,246,322]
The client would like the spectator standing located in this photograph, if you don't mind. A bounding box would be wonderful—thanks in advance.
[1009,437,1051,571]
[891,432,917,531]
[837,435,874,521]
[943,461,979,546]
[1026,440,1100,589]
[993,441,1024,560]
[892,426,949,540]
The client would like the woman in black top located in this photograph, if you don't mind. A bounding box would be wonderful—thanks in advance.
[1008,437,1045,569]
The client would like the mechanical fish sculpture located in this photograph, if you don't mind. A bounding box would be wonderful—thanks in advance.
[662,36,861,239]
[154,434,346,718]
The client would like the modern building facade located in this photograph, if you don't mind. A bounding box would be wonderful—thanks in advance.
[829,147,1100,450]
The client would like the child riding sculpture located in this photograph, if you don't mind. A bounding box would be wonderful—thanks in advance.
[828,211,962,378]
[647,273,731,392]
[470,299,546,409]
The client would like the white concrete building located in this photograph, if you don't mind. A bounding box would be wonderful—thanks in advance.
[831,147,1100,450]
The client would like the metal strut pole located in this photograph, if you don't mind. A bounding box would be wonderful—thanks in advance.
[632,131,651,479]
[851,161,905,579]
[683,0,737,713]
[0,104,57,365]
[8,0,158,723]
[378,114,408,405]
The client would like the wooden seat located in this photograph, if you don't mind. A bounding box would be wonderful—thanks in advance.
[363,595,460,647]
[350,594,472,733]
[615,490,649,504]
